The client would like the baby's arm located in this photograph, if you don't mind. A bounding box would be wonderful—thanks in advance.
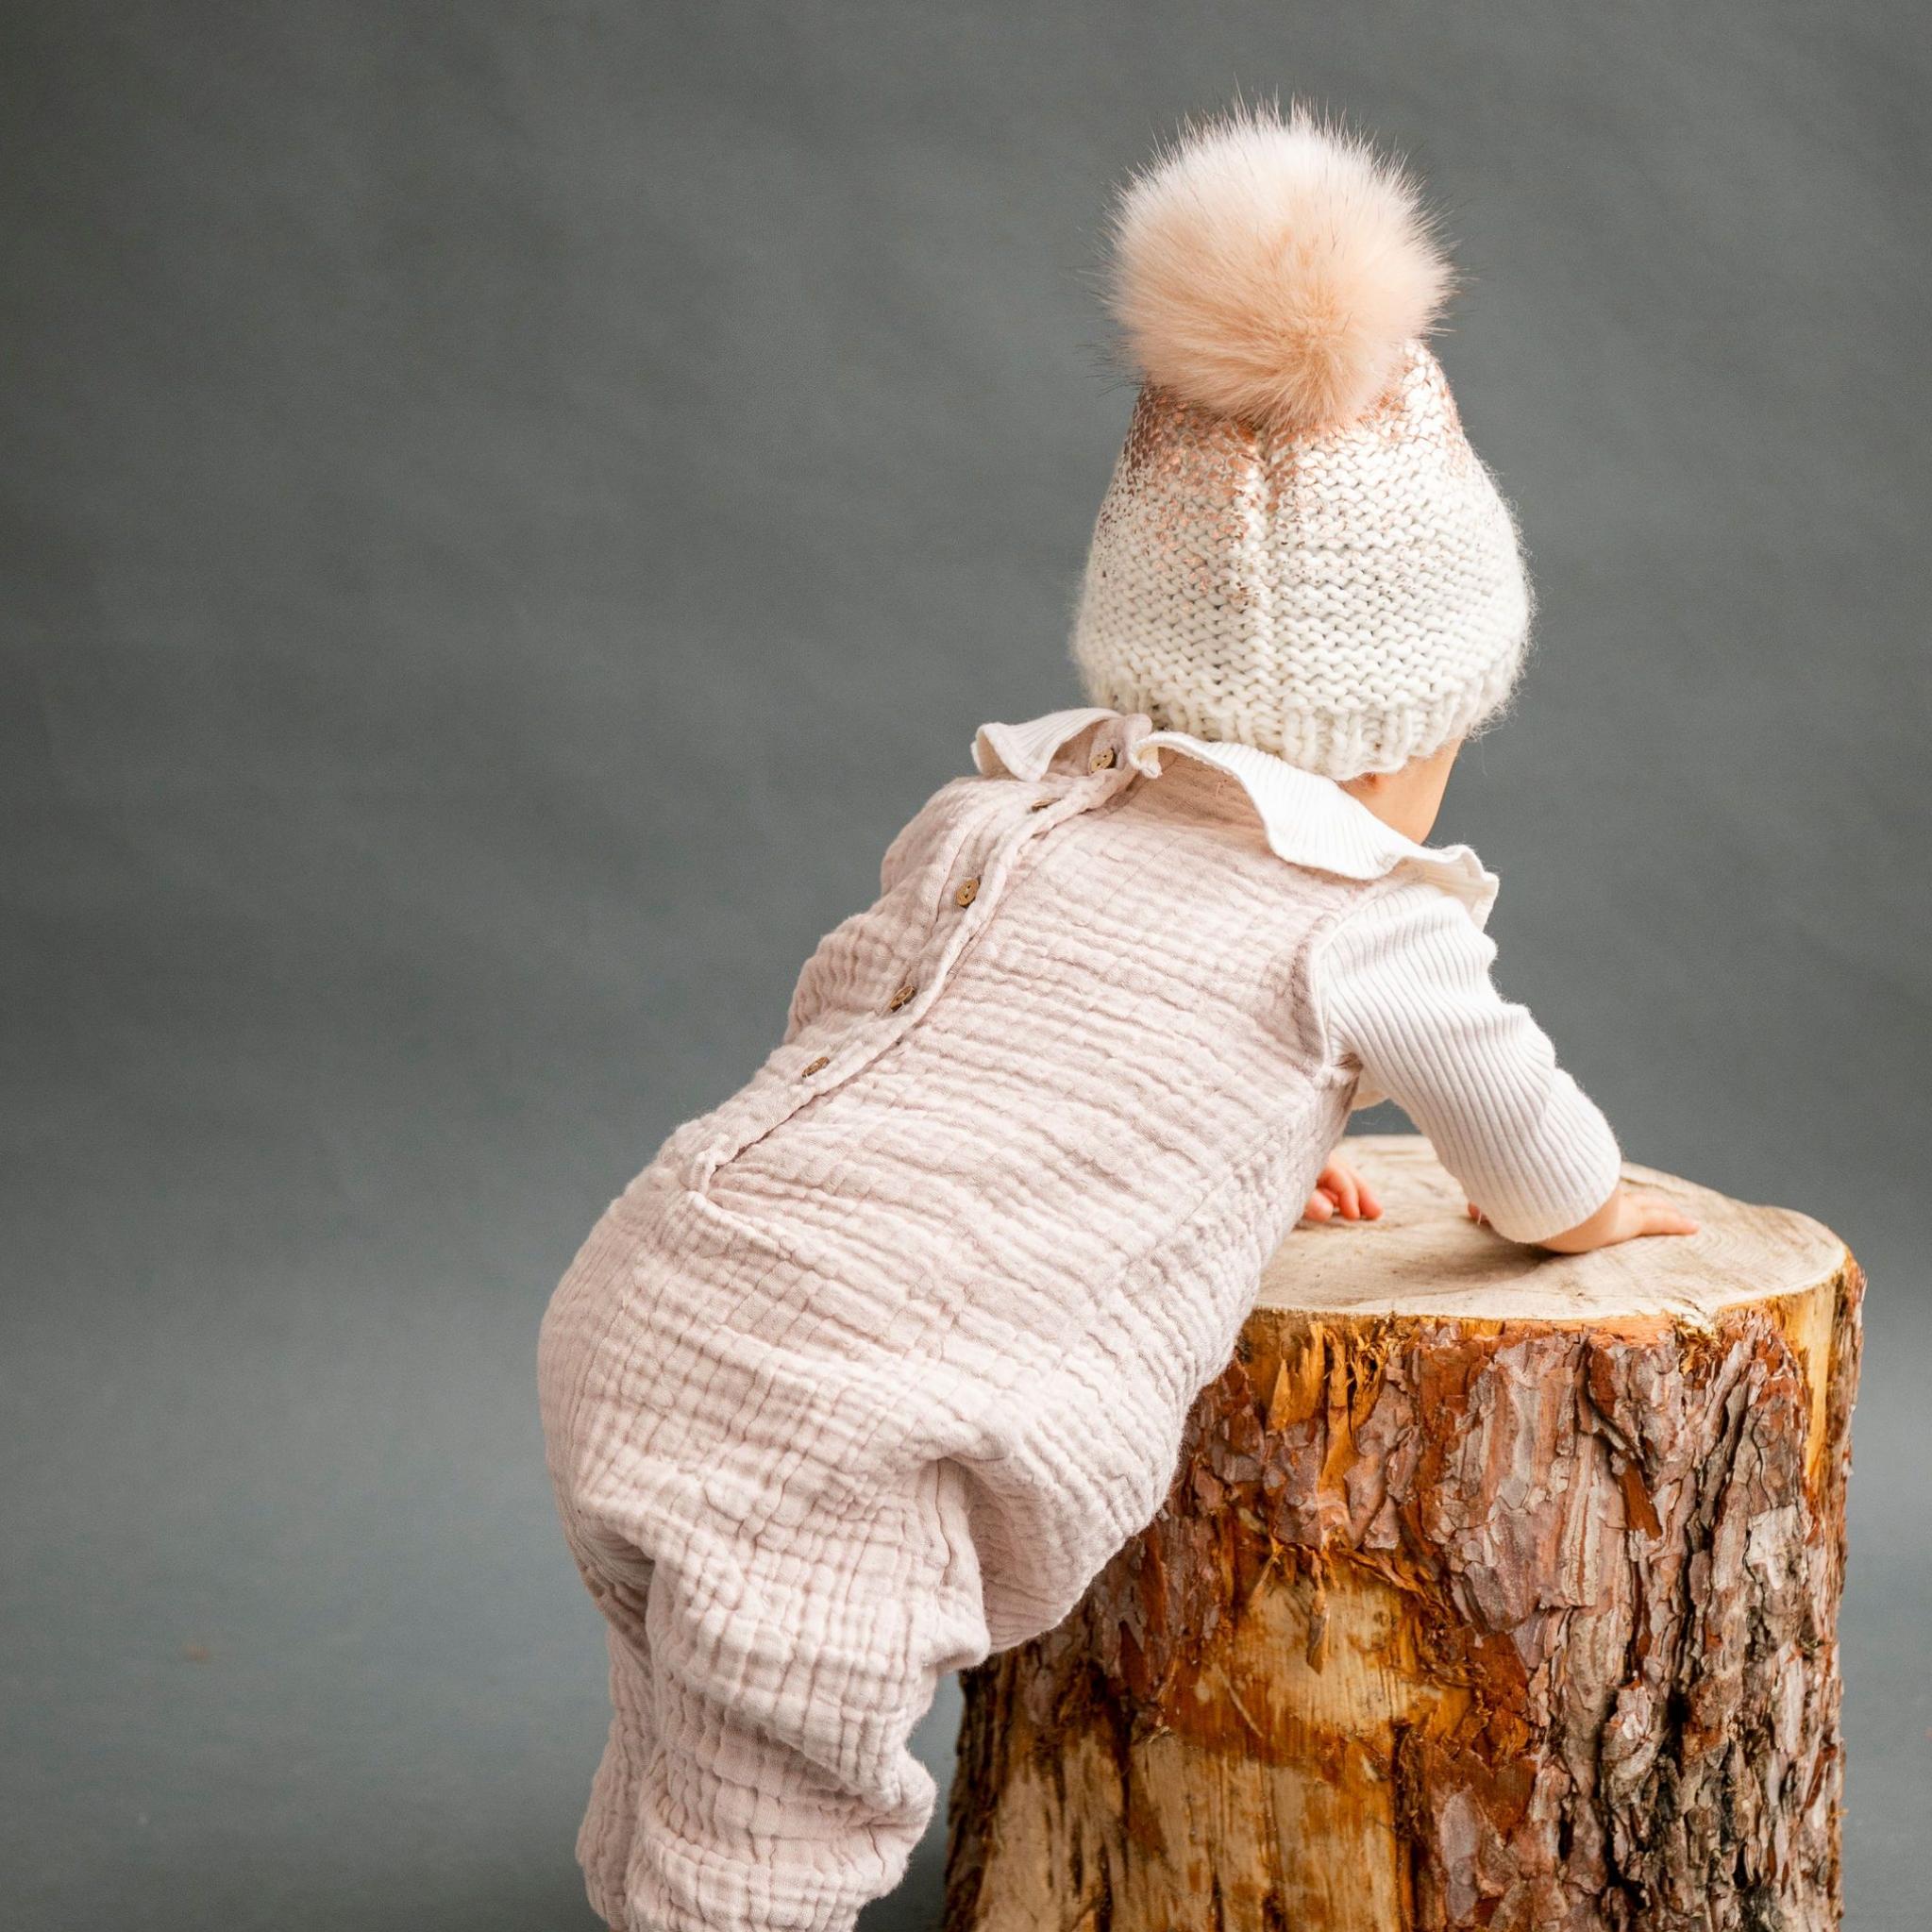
[1316,882,1696,1253]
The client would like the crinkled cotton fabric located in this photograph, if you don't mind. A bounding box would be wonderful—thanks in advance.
[536,707,1619,1931]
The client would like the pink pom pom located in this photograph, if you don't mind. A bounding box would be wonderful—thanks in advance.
[1107,103,1453,432]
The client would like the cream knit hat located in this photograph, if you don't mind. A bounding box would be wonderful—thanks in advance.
[1071,106,1533,780]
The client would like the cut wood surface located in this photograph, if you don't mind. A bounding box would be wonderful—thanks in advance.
[945,1135,1862,1932]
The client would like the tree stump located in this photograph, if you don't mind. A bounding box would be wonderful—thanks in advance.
[944,1135,1863,1932]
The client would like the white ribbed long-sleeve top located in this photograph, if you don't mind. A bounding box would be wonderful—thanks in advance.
[1314,883,1621,1241]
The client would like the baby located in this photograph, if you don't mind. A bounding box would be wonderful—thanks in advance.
[538,105,1694,1932]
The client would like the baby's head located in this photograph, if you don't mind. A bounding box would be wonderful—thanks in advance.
[1071,105,1531,798]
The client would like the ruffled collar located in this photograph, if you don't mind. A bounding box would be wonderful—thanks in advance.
[971,706,1497,925]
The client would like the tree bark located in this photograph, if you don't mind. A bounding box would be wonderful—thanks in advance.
[944,1136,1863,1932]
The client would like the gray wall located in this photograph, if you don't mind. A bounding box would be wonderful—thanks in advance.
[5,5,1926,1927]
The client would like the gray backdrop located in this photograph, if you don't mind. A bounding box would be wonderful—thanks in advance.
[5,5,1927,1928]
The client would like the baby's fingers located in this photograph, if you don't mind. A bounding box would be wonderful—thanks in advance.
[1322,1168,1363,1218]
[1309,1161,1382,1222]
[1635,1195,1700,1238]
[1302,1190,1336,1223]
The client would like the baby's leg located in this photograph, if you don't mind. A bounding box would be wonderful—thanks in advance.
[569,1461,991,1932]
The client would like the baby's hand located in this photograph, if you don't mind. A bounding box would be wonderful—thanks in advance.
[1304,1159,1383,1224]
[1466,1182,1698,1252]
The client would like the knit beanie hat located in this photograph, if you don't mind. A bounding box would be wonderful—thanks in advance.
[1070,105,1533,781]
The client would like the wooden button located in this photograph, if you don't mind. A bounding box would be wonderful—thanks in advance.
[1088,746,1117,772]
[954,876,980,908]
[800,1054,830,1077]
[887,982,916,1012]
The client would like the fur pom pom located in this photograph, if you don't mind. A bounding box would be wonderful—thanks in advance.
[1106,104,1452,432]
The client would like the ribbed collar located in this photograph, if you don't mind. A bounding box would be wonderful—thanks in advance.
[972,706,1497,924]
